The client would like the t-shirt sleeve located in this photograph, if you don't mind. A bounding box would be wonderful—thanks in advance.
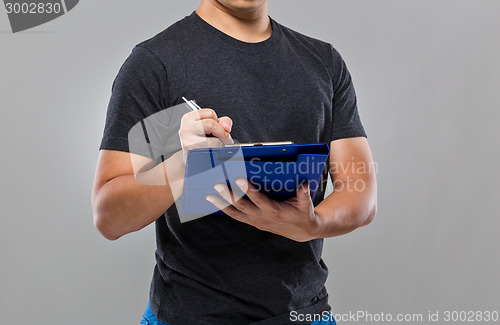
[99,45,168,152]
[330,47,367,141]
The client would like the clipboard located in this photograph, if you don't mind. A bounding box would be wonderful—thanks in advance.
[179,143,330,216]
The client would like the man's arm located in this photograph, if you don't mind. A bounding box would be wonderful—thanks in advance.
[91,150,184,241]
[206,137,377,241]
[314,137,377,237]
[92,109,233,241]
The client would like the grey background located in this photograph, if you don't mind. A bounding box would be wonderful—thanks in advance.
[1,0,499,324]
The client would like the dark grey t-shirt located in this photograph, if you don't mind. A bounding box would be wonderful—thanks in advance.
[100,12,366,325]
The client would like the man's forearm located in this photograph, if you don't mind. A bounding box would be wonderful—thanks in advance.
[313,178,377,239]
[92,151,185,240]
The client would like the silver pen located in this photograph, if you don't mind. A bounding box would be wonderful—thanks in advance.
[182,97,202,111]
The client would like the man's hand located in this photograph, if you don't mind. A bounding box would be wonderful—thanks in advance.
[179,108,233,162]
[206,179,322,242]
[93,108,234,241]
[205,137,377,241]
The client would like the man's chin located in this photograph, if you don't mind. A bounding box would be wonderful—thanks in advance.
[216,0,267,15]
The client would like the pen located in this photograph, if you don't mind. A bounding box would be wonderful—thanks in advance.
[182,97,202,111]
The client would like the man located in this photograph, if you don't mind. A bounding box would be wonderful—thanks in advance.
[92,0,377,324]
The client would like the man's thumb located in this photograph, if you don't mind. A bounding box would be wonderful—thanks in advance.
[298,182,311,203]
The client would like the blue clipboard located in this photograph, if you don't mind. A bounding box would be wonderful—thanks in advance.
[180,143,330,216]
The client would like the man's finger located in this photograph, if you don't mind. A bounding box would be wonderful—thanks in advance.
[201,119,231,139]
[296,182,312,206]
[213,183,233,204]
[218,116,233,132]
[192,108,218,121]
[234,178,272,208]
[214,183,259,215]
[219,133,234,146]
[206,137,224,148]
[206,195,261,229]
[206,194,241,216]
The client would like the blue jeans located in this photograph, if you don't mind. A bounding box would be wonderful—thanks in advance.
[140,301,168,325]
[141,301,336,324]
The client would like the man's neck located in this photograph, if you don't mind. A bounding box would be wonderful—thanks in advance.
[196,0,271,43]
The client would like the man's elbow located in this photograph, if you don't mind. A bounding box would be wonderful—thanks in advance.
[94,214,121,241]
[360,201,377,227]
[92,196,122,241]
[93,213,122,241]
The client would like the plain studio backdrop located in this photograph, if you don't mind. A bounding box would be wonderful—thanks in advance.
[1,1,499,324]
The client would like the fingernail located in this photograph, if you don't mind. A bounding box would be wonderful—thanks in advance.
[235,178,246,187]
[206,196,213,202]
[214,184,224,193]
